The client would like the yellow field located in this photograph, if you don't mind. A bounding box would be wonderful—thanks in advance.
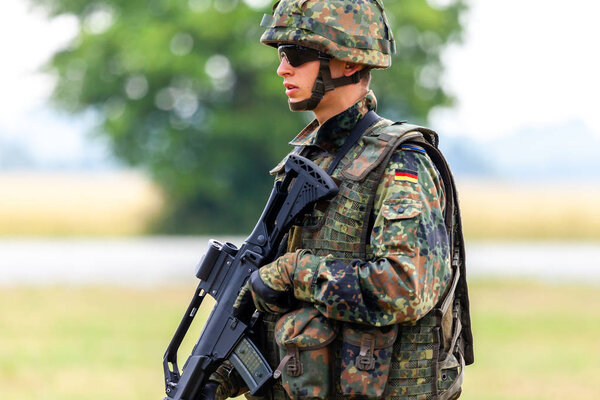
[0,280,598,400]
[0,172,599,239]
[0,171,163,236]
[458,180,600,239]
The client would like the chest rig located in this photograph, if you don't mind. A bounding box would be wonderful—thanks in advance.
[263,119,473,400]
[290,123,413,261]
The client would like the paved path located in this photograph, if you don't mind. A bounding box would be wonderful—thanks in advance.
[1,237,599,285]
[0,236,237,285]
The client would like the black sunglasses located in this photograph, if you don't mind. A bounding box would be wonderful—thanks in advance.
[277,45,330,67]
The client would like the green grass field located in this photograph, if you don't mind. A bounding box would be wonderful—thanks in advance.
[1,280,598,400]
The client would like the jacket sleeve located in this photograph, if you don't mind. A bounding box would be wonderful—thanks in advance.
[291,147,452,326]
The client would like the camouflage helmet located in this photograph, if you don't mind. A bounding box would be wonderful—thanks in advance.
[260,0,396,68]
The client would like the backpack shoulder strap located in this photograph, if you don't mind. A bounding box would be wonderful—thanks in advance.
[405,134,475,366]
[341,121,433,181]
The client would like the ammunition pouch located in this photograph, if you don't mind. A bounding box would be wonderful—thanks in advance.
[340,323,398,399]
[274,307,337,400]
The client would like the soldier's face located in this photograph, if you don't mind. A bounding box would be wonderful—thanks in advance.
[277,54,320,104]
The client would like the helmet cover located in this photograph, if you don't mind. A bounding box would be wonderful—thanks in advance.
[260,0,395,68]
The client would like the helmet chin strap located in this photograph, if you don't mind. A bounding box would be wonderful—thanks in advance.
[288,57,369,112]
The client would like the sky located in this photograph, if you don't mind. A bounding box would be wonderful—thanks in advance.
[0,0,599,167]
[0,3,89,166]
[432,0,600,140]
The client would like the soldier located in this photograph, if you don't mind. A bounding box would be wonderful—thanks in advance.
[208,0,473,399]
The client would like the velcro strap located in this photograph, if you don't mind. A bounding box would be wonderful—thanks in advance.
[394,349,434,362]
[402,332,435,344]
[391,381,436,396]
[389,366,433,379]
[301,239,362,253]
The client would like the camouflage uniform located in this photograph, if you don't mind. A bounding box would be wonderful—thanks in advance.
[253,90,460,400]
[213,1,472,399]
[268,91,451,327]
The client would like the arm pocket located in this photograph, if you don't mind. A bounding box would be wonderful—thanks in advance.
[379,197,424,256]
[381,197,423,220]
[340,323,398,399]
[274,307,337,400]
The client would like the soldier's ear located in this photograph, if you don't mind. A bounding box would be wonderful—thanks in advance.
[344,63,364,77]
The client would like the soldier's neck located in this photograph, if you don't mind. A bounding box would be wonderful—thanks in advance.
[313,86,368,126]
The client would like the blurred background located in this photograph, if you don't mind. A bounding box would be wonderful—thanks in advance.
[1,0,599,399]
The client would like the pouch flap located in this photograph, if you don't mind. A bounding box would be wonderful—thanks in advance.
[439,352,460,370]
[275,307,336,350]
[381,197,423,220]
[343,324,398,349]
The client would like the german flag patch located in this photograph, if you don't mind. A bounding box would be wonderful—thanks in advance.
[395,169,418,183]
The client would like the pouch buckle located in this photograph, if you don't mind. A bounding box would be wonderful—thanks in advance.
[356,334,375,371]
[286,345,303,377]
[274,344,304,379]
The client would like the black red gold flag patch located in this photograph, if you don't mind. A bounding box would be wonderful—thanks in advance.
[395,169,418,183]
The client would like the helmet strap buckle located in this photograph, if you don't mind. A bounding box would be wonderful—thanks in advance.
[319,58,336,92]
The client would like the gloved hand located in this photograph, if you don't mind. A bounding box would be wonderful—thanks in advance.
[234,250,315,315]
[203,361,246,400]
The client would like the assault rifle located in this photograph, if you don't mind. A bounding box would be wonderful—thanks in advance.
[162,154,338,400]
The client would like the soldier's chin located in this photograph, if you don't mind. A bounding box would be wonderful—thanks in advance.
[288,98,309,112]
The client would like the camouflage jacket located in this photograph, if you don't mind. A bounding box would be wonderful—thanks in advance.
[275,91,451,326]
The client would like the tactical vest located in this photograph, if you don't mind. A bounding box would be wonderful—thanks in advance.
[261,120,473,400]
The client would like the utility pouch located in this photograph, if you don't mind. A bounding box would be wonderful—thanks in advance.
[340,323,398,399]
[437,300,465,400]
[274,307,336,400]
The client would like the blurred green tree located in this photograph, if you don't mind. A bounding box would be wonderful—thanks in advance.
[31,0,466,234]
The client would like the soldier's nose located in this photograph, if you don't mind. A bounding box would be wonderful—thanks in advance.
[277,57,293,77]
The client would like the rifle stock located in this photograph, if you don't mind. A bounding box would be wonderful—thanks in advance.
[162,154,338,400]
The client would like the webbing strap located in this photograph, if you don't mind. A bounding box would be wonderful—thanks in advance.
[405,138,454,235]
[440,268,460,315]
[406,137,474,366]
[327,110,381,175]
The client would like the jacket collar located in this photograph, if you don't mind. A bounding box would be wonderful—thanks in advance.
[289,91,377,154]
